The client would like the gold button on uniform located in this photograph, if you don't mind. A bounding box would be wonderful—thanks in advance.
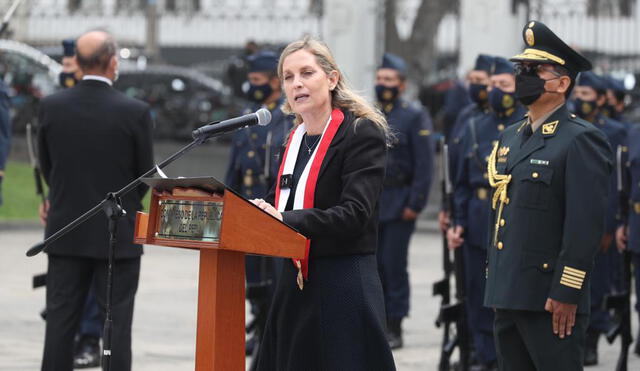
[498,124,505,131]
[497,242,504,250]
[500,219,505,227]
[247,151,255,158]
[532,172,539,178]
[543,263,549,269]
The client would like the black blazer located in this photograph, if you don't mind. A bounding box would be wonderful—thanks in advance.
[267,110,387,258]
[38,79,154,259]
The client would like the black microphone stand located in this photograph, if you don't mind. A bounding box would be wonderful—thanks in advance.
[26,132,216,371]
[101,192,125,371]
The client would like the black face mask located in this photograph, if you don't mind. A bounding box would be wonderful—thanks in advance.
[375,84,399,104]
[59,72,78,89]
[570,98,597,119]
[514,73,548,106]
[468,83,488,105]
[246,82,273,104]
[600,104,618,119]
[489,87,516,116]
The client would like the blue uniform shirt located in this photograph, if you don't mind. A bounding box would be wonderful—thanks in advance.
[453,104,527,248]
[592,114,627,234]
[225,97,292,198]
[623,126,640,253]
[379,99,434,222]
[447,103,489,196]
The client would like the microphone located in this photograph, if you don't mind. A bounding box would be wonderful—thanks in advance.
[192,108,271,139]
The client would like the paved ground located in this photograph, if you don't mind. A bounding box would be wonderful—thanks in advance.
[1,222,638,370]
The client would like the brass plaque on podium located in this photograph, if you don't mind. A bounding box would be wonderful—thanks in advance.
[157,200,223,242]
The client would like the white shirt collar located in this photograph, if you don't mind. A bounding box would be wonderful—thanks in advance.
[83,75,113,86]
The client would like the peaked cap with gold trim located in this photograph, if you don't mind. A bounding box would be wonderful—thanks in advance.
[510,20,592,74]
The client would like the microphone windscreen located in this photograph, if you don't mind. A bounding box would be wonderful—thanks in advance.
[256,108,272,126]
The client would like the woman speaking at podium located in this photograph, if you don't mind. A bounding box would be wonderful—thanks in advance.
[252,36,397,370]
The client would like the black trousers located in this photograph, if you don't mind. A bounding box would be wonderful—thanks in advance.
[41,255,140,371]
[494,309,588,371]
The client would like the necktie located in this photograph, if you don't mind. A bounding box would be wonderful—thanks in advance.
[521,124,533,147]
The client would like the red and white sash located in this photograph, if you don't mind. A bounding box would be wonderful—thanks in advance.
[274,108,344,284]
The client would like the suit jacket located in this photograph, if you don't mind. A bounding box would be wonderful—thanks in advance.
[266,110,387,258]
[484,104,612,314]
[38,79,154,259]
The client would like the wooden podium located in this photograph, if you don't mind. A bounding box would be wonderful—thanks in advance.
[133,177,306,370]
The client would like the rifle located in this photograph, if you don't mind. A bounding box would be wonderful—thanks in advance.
[604,144,632,371]
[26,122,46,204]
[433,137,470,371]
[27,122,48,291]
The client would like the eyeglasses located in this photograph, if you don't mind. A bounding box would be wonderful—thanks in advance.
[514,63,563,77]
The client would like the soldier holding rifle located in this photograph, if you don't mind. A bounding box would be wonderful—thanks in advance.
[615,126,640,361]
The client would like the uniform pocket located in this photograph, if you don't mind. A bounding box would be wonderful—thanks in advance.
[517,166,553,210]
[520,251,556,273]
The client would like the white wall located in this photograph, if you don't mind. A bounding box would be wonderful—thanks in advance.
[459,0,526,75]
[322,0,381,99]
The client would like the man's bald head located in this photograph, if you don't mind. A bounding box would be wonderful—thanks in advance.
[76,30,117,74]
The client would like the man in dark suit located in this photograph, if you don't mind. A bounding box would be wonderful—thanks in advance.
[375,53,434,349]
[485,21,612,370]
[37,30,153,371]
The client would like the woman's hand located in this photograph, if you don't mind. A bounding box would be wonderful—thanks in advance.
[251,199,283,221]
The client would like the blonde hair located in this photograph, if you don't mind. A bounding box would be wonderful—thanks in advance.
[277,36,389,139]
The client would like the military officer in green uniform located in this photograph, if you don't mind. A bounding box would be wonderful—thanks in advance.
[485,21,612,370]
